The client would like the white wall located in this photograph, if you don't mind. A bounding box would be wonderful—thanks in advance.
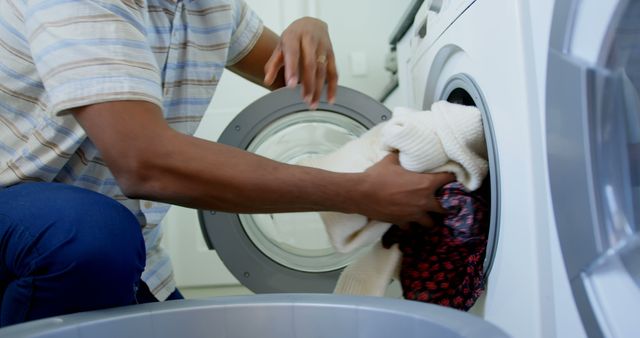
[316,0,412,99]
[162,0,412,290]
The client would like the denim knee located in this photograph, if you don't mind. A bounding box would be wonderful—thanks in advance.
[28,183,146,295]
[55,186,145,282]
[0,183,146,324]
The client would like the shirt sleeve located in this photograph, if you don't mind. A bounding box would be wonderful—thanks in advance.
[24,0,163,117]
[226,0,264,66]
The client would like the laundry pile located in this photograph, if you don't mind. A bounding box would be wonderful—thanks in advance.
[300,101,489,311]
[381,181,489,310]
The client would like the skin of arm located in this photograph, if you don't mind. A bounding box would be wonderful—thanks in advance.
[71,19,454,227]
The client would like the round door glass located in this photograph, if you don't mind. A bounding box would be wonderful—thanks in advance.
[238,111,369,272]
[584,3,640,288]
[593,5,639,248]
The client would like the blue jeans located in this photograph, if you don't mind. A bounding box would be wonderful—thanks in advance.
[0,183,181,327]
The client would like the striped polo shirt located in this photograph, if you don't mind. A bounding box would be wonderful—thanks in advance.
[0,0,263,300]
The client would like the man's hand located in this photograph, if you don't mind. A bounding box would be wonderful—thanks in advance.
[263,17,338,109]
[354,153,455,227]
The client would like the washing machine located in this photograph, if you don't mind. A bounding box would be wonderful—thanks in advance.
[379,0,425,108]
[198,86,393,294]
[193,1,638,338]
[396,0,639,337]
[0,1,634,336]
[545,0,640,337]
[403,1,549,337]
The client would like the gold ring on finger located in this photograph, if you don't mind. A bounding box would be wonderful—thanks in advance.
[316,55,327,64]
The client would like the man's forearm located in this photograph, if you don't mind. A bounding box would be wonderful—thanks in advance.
[130,128,363,214]
[73,101,453,226]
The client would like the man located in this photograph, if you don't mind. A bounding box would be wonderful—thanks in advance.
[0,0,453,327]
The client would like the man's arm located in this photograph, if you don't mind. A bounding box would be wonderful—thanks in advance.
[227,26,285,89]
[71,100,452,226]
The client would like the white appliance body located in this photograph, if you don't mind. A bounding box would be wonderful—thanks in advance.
[193,1,638,337]
[396,0,640,337]
[398,0,607,337]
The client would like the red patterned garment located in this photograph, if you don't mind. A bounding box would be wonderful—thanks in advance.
[382,181,490,311]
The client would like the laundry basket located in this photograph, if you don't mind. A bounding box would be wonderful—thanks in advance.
[0,294,509,338]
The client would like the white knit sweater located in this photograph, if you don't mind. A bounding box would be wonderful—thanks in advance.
[300,101,488,296]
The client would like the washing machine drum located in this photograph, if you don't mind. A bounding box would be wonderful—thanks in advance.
[198,86,391,294]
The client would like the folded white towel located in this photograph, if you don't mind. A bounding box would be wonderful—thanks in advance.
[299,101,488,296]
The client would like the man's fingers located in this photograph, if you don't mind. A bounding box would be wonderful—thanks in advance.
[415,214,435,228]
[310,61,326,109]
[300,36,318,104]
[282,39,301,88]
[398,222,411,230]
[430,172,456,188]
[326,54,338,104]
[428,197,448,214]
[380,152,400,166]
[276,18,337,106]
[424,172,454,214]
[263,45,284,86]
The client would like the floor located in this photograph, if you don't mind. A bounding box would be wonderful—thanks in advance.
[180,285,253,299]
[179,280,404,300]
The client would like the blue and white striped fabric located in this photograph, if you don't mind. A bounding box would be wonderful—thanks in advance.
[0,0,263,300]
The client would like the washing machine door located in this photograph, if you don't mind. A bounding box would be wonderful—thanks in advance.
[547,1,640,337]
[198,86,391,294]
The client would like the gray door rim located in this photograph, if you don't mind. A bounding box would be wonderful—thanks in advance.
[198,85,391,294]
[546,0,638,337]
